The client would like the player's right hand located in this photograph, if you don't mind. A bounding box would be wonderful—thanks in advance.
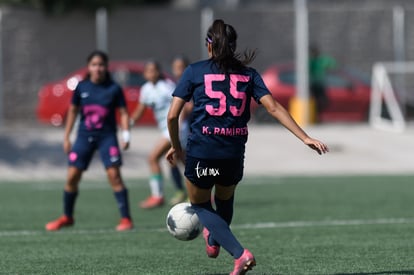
[63,139,72,154]
[121,141,130,151]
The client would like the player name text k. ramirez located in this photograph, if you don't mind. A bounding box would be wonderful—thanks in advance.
[202,126,248,136]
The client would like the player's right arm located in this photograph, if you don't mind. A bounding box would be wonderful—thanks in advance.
[130,85,149,126]
[130,103,147,126]
[63,104,79,154]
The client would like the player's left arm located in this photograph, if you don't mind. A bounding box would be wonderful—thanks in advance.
[119,107,130,150]
[259,94,329,155]
[166,96,186,164]
[116,87,130,150]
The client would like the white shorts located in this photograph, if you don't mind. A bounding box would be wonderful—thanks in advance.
[160,119,190,149]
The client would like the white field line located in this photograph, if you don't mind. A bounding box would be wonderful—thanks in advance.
[232,218,414,229]
[1,217,414,238]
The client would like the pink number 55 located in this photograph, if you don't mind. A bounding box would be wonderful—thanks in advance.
[204,74,250,117]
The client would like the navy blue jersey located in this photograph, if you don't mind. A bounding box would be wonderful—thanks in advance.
[173,59,271,159]
[71,79,126,134]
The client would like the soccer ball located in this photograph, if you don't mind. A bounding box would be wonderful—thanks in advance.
[166,202,203,241]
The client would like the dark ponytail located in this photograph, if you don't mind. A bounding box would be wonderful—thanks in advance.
[207,19,256,73]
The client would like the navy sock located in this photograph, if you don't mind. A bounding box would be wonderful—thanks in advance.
[215,195,234,225]
[192,201,244,259]
[170,166,184,191]
[209,195,235,246]
[63,190,78,218]
[114,188,131,219]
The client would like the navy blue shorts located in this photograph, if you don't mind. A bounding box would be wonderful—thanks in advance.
[68,133,122,170]
[184,155,244,189]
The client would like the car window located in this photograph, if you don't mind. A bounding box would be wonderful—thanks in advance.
[111,70,146,87]
[343,68,371,86]
[128,72,146,86]
[278,70,296,85]
[278,70,352,89]
[325,74,352,89]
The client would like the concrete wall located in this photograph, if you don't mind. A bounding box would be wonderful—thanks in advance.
[2,2,414,123]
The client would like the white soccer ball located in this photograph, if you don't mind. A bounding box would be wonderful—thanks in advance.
[166,202,203,241]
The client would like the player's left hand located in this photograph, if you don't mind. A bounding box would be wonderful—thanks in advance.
[303,137,329,155]
[121,141,130,151]
[166,147,183,165]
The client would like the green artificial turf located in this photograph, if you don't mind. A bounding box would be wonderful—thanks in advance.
[0,175,414,274]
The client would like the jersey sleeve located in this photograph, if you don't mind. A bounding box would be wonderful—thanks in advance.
[115,86,127,108]
[252,69,271,104]
[172,66,194,102]
[139,84,151,106]
[71,84,81,106]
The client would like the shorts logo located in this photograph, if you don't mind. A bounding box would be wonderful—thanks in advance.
[110,156,119,162]
[69,152,78,162]
[81,92,89,98]
[109,146,120,162]
[195,161,220,178]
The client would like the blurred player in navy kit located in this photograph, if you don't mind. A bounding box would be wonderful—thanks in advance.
[166,20,329,274]
[46,50,133,232]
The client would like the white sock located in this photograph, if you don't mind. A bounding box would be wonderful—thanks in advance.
[149,174,163,197]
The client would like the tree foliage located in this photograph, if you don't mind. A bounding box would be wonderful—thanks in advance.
[0,0,171,14]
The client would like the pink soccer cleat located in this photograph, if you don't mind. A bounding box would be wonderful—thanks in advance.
[203,228,220,258]
[139,196,164,209]
[116,217,134,231]
[45,215,74,231]
[230,249,256,275]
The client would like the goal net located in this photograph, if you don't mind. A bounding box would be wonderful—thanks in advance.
[370,62,414,132]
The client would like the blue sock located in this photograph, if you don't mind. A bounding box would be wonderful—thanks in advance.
[192,201,244,259]
[170,166,184,191]
[215,195,234,225]
[63,190,78,218]
[114,188,131,219]
[209,195,235,246]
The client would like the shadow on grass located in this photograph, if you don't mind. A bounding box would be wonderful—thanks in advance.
[334,270,414,275]
[0,136,64,166]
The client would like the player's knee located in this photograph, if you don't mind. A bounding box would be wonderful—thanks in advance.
[214,185,236,201]
[107,168,124,188]
[148,154,159,165]
[107,169,120,181]
[66,168,82,191]
[65,179,80,192]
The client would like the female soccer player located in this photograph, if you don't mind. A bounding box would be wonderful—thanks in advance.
[166,20,329,274]
[45,50,133,232]
[130,61,186,208]
[169,56,192,205]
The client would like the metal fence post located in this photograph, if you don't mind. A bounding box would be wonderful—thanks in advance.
[200,7,213,60]
[96,8,108,52]
[0,9,3,128]
[292,0,311,126]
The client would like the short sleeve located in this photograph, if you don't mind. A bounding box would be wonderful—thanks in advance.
[139,84,151,106]
[252,69,271,104]
[115,86,126,108]
[71,84,81,106]
[172,66,194,102]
